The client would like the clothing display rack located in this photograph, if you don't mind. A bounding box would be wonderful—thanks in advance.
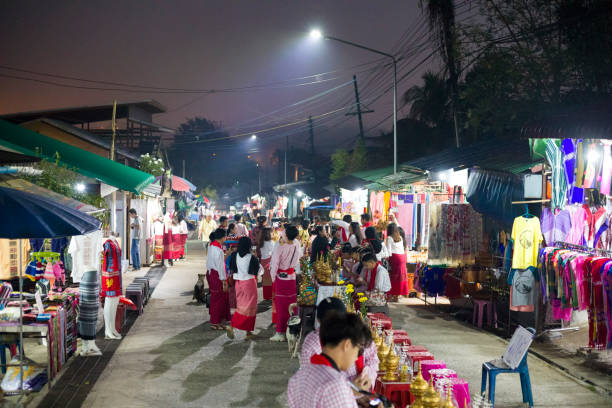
[553,241,612,257]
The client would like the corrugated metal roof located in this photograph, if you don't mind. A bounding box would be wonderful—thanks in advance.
[351,138,541,189]
[1,100,167,124]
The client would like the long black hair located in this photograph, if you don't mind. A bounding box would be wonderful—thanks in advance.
[364,226,382,254]
[237,237,252,257]
[349,222,363,245]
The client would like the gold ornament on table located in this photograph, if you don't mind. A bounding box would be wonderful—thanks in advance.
[381,346,400,381]
[410,362,428,408]
[313,253,333,284]
[441,383,457,408]
[399,364,410,382]
[422,378,441,408]
[377,339,390,372]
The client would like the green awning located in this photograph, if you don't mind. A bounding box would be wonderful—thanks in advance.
[0,119,154,194]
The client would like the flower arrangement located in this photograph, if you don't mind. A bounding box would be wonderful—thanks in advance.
[359,296,368,318]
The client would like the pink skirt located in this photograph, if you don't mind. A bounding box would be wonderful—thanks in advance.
[273,277,296,333]
[231,278,258,332]
[389,253,409,296]
[206,269,230,325]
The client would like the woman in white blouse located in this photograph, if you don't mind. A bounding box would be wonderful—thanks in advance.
[348,222,364,248]
[385,223,408,301]
[226,237,262,341]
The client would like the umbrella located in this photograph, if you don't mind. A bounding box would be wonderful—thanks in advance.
[154,175,195,192]
[0,186,102,238]
[175,175,196,191]
[0,186,101,396]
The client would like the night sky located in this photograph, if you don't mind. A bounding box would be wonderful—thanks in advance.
[0,1,433,156]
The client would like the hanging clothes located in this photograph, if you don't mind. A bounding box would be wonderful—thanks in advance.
[545,139,568,210]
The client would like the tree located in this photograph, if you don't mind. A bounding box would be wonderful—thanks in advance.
[169,116,231,189]
[403,71,451,128]
[330,139,368,181]
[420,0,461,147]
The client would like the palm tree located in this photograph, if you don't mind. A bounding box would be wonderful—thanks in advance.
[403,71,451,127]
[419,0,461,147]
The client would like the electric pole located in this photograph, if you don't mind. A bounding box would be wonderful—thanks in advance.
[284,135,288,186]
[346,74,373,140]
[308,116,315,155]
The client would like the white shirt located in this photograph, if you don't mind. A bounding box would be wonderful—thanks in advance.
[375,244,390,261]
[260,240,276,259]
[234,253,263,280]
[130,216,143,240]
[179,220,189,234]
[153,220,164,236]
[206,244,227,280]
[331,220,350,242]
[363,264,391,293]
[349,235,360,248]
[386,236,405,255]
[68,230,103,283]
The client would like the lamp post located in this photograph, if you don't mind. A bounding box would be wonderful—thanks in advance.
[310,29,398,174]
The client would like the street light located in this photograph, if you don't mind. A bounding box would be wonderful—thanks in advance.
[310,29,398,174]
[75,182,86,193]
[251,134,257,139]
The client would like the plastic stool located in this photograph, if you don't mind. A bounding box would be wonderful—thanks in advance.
[480,353,533,407]
[0,342,20,374]
[473,299,497,328]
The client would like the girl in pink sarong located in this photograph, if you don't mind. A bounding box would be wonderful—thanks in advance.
[226,237,262,341]
[269,225,302,342]
[258,228,276,301]
[386,222,408,300]
[206,229,231,330]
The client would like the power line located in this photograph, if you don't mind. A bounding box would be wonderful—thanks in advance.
[0,58,385,94]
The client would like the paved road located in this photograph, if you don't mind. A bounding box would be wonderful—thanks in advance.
[80,241,611,407]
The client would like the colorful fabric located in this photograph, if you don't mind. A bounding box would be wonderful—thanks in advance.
[540,208,571,246]
[231,278,257,332]
[545,139,568,210]
[206,269,230,325]
[101,238,121,297]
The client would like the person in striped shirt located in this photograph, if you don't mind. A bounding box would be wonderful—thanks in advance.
[288,312,374,408]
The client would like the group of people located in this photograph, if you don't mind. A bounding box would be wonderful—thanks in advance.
[203,215,302,341]
[200,211,411,343]
[128,208,190,270]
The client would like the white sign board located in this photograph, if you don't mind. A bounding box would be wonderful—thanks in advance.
[502,326,534,369]
[316,285,346,306]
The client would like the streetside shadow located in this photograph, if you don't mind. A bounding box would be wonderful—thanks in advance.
[144,321,218,378]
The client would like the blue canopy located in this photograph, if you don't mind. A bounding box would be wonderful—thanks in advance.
[0,186,101,239]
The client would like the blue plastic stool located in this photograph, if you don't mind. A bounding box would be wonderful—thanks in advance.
[481,352,534,407]
[0,341,20,374]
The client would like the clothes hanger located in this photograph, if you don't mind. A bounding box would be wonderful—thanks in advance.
[523,204,534,218]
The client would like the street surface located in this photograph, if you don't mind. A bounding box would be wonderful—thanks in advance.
[76,241,611,407]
